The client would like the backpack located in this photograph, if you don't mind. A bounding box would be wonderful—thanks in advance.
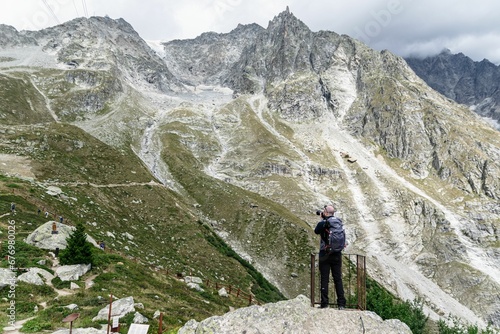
[321,217,345,254]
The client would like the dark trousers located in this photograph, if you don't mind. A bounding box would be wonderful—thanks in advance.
[319,252,346,307]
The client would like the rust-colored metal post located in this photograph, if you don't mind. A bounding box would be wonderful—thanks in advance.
[310,253,316,307]
[158,312,163,334]
[357,255,367,310]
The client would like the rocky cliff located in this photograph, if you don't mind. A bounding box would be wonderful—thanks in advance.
[405,49,500,127]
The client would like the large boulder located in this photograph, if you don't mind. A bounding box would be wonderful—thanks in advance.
[24,221,98,250]
[17,267,54,285]
[92,296,136,321]
[178,295,412,334]
[55,264,91,281]
[0,268,16,289]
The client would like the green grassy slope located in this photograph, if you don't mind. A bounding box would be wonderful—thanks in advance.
[0,123,287,332]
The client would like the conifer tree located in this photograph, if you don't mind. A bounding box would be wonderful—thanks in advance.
[59,222,94,266]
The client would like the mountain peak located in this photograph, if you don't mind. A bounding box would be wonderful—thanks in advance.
[266,7,310,33]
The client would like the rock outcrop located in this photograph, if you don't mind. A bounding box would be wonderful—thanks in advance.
[55,264,91,281]
[92,296,136,321]
[24,221,98,250]
[17,267,54,285]
[178,295,412,334]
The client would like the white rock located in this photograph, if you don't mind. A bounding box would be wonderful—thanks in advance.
[0,268,15,289]
[17,269,45,286]
[186,282,204,292]
[133,311,148,324]
[92,296,135,321]
[65,304,79,310]
[17,267,54,286]
[46,186,63,196]
[55,264,91,281]
[218,287,228,297]
[184,276,203,284]
[123,232,134,240]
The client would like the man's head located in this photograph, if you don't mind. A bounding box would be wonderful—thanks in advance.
[324,205,335,217]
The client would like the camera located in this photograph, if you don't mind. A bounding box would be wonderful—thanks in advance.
[316,209,326,219]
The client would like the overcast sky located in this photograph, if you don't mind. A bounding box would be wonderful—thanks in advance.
[1,0,500,64]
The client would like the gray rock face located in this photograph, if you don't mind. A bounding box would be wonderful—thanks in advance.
[178,295,411,334]
[163,23,264,86]
[405,49,500,125]
[0,24,37,47]
[31,16,182,93]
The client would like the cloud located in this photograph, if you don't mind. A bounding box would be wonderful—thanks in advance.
[1,0,499,64]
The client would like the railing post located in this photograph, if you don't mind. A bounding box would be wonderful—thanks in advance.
[357,255,366,310]
[310,253,316,307]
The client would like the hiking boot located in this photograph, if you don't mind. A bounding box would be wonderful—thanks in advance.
[320,304,328,309]
[338,306,345,310]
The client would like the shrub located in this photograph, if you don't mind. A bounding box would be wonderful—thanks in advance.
[59,222,94,266]
[366,278,428,334]
[51,276,71,289]
[21,318,52,332]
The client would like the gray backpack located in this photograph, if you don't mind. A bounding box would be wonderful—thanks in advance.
[321,217,345,254]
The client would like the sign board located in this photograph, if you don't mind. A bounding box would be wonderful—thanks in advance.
[127,324,150,334]
[112,317,119,328]
[62,313,80,323]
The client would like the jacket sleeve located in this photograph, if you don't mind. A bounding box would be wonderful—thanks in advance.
[314,221,325,235]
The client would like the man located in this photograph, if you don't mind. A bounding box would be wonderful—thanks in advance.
[314,205,346,309]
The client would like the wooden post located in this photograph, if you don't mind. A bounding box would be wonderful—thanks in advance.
[107,294,113,334]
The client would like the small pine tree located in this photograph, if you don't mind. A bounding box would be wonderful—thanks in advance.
[59,222,94,266]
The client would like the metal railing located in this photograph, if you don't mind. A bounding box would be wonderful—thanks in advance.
[310,253,366,310]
